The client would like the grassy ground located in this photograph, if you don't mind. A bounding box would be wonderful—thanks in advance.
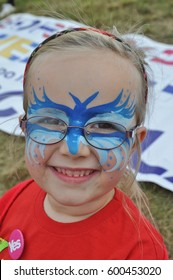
[0,0,173,259]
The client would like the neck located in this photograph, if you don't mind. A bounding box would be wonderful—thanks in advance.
[43,189,115,223]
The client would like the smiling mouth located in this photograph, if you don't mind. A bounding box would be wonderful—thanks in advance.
[52,167,96,177]
[50,166,98,184]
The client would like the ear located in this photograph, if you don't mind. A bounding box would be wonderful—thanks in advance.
[130,126,147,154]
[19,115,25,133]
[136,126,147,143]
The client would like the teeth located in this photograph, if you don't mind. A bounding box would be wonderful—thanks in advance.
[85,170,91,176]
[62,169,66,175]
[54,168,93,177]
[66,170,73,177]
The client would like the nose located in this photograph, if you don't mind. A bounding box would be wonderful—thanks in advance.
[58,127,91,157]
[58,138,91,157]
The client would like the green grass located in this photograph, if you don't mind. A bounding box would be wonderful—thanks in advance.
[0,0,173,259]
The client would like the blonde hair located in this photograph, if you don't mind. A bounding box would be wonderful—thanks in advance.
[23,26,150,215]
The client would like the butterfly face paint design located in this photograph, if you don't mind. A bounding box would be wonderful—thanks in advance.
[25,87,136,173]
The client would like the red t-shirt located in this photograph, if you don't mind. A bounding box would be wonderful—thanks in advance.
[0,179,168,260]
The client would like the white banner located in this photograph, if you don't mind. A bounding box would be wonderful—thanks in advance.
[0,14,173,191]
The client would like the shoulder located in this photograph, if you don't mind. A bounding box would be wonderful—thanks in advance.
[0,179,35,201]
[113,188,169,259]
[0,179,37,223]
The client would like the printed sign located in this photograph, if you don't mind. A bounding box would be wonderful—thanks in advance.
[0,14,173,191]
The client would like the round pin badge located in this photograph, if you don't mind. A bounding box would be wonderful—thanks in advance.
[8,229,24,260]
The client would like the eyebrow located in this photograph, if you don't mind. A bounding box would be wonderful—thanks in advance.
[28,107,67,116]
[28,87,135,122]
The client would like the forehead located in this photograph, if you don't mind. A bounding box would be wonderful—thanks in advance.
[27,49,141,107]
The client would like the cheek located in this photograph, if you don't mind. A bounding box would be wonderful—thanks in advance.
[25,137,47,165]
[96,140,131,173]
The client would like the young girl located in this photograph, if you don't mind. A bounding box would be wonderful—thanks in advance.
[0,27,169,260]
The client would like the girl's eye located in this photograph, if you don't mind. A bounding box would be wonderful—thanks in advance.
[30,117,66,130]
[37,117,61,125]
[87,122,124,133]
[43,118,59,124]
[96,123,116,130]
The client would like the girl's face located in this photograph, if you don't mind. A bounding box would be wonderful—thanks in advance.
[24,49,144,215]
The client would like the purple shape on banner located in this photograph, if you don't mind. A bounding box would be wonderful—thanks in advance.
[163,85,173,94]
[39,25,57,32]
[138,161,167,175]
[141,129,164,152]
[0,91,23,116]
[132,129,167,176]
[15,20,40,30]
[164,177,173,183]
[21,58,30,63]
[0,108,16,116]
[0,91,23,101]
[0,34,7,39]
[9,55,20,61]
[148,80,157,87]
[31,42,38,48]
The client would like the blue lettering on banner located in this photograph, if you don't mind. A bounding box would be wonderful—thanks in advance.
[0,34,7,39]
[0,67,15,79]
[1,17,58,37]
[132,130,167,175]
[8,55,20,61]
[11,19,57,33]
[135,128,173,185]
[0,91,23,116]
[31,24,57,33]
[138,161,167,175]
[9,19,41,31]
[165,177,173,183]
[163,85,173,94]
[140,130,164,152]
[21,57,30,63]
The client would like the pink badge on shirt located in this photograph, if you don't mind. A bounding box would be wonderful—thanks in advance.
[8,229,24,259]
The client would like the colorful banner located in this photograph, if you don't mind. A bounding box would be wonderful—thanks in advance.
[0,14,173,191]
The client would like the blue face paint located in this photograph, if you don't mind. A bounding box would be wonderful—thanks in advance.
[97,140,131,173]
[27,87,135,155]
